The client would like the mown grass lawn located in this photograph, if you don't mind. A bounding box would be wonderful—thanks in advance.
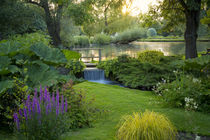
[62,82,210,140]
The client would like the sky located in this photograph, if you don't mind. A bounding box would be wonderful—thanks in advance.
[123,0,159,16]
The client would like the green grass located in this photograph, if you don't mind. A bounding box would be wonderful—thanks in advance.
[1,82,210,140]
[61,82,210,140]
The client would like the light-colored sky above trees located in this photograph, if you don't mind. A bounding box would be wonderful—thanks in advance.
[122,0,159,16]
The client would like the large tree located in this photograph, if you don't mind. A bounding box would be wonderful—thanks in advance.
[26,0,69,46]
[157,0,207,59]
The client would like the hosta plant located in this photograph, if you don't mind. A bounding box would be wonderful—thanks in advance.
[13,86,69,140]
[116,110,177,140]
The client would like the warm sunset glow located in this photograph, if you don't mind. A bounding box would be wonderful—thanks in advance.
[123,0,159,16]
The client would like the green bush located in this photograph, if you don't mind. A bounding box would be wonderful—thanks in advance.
[154,75,210,112]
[98,55,177,89]
[116,110,177,140]
[147,28,157,37]
[138,50,164,64]
[92,34,111,45]
[73,36,90,47]
[61,80,97,128]
[112,28,147,44]
[65,60,85,76]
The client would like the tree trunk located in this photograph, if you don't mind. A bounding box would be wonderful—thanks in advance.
[184,1,201,59]
[44,7,62,47]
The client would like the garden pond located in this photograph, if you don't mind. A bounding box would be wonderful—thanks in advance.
[77,41,210,61]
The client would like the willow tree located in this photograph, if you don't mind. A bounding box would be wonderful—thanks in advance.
[157,0,206,59]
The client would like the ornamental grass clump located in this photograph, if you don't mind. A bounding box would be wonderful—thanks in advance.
[116,110,177,140]
[13,86,69,140]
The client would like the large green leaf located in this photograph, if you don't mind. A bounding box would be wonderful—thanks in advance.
[62,49,81,61]
[0,41,20,56]
[0,80,14,95]
[25,61,60,87]
[0,56,11,74]
[30,43,67,65]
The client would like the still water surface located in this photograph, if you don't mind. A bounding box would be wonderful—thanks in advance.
[78,42,209,61]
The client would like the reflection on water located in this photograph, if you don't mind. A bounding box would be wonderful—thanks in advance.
[76,42,209,61]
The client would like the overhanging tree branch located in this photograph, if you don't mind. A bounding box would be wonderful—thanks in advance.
[27,0,42,7]
[177,0,188,11]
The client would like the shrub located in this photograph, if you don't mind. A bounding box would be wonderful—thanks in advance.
[153,74,210,112]
[98,55,177,89]
[113,28,147,44]
[116,110,177,140]
[138,50,164,64]
[61,80,97,128]
[65,60,86,76]
[73,36,90,47]
[147,28,157,37]
[92,34,111,45]
[13,86,69,140]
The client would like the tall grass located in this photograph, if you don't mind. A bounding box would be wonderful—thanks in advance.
[73,36,90,47]
[91,34,111,45]
[116,110,177,140]
[113,28,147,44]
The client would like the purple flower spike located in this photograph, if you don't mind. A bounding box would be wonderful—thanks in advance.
[32,96,36,113]
[23,108,27,120]
[36,100,41,115]
[26,95,31,117]
[52,93,55,108]
[56,90,60,115]
[34,88,37,97]
[44,87,47,101]
[61,95,64,114]
[19,109,23,117]
[40,85,43,103]
[13,113,20,130]
[65,97,68,112]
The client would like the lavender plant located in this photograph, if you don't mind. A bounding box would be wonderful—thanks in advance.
[13,86,69,140]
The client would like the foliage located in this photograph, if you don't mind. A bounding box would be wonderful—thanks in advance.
[14,87,69,140]
[98,55,177,89]
[147,28,157,37]
[0,33,71,126]
[116,110,177,140]
[137,50,164,64]
[92,34,111,45]
[153,74,210,112]
[0,0,46,39]
[112,28,147,44]
[73,36,90,47]
[61,81,97,129]
[65,60,86,76]
[0,32,51,48]
[62,50,81,61]
[0,77,29,128]
[201,9,210,27]
[60,18,81,47]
